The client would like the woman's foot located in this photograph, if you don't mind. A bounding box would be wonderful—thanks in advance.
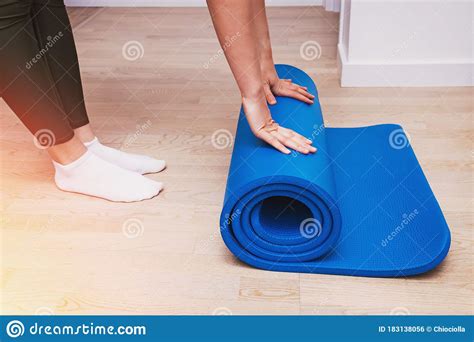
[73,125,165,174]
[53,151,163,202]
[84,137,166,174]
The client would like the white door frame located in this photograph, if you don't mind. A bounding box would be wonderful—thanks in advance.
[322,0,341,12]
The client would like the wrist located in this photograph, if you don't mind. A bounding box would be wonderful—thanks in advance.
[260,65,279,85]
[241,94,272,132]
[241,87,265,102]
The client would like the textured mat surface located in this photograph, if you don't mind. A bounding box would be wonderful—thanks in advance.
[220,65,451,277]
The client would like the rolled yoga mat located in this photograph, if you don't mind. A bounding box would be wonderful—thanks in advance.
[220,64,451,277]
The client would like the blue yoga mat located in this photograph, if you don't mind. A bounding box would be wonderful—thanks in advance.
[220,65,451,277]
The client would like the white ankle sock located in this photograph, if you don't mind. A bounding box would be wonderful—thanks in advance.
[84,137,166,174]
[53,151,163,202]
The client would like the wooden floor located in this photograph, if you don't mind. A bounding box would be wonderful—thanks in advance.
[1,7,472,315]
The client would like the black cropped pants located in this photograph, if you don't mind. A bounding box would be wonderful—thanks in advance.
[0,0,89,146]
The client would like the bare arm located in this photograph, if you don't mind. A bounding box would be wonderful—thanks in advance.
[206,0,316,154]
[251,0,315,105]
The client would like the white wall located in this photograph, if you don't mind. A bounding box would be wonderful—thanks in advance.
[338,0,473,87]
[65,0,323,6]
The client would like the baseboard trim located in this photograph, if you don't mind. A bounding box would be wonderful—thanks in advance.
[337,44,473,87]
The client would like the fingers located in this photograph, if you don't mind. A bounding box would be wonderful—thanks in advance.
[291,82,309,92]
[281,127,314,146]
[297,87,315,100]
[289,84,314,103]
[272,131,310,154]
[272,80,315,104]
[261,132,291,154]
[286,81,311,95]
[256,127,317,155]
[278,127,317,153]
[295,133,316,152]
[296,135,317,153]
[287,90,314,104]
[263,84,277,105]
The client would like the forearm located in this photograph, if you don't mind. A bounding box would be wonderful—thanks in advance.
[206,0,315,155]
[251,0,278,80]
[207,0,263,98]
[207,0,271,130]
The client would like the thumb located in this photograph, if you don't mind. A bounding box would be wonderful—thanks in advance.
[263,84,277,105]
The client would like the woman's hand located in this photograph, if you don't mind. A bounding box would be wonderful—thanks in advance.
[242,94,316,155]
[255,122,317,155]
[263,72,315,105]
